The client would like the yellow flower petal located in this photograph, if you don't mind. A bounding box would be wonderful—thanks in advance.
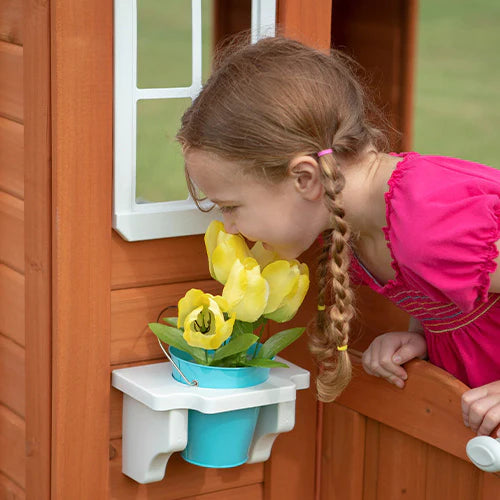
[264,263,310,322]
[177,289,206,328]
[250,241,280,268]
[204,220,225,277]
[211,233,251,284]
[223,257,269,322]
[262,260,299,314]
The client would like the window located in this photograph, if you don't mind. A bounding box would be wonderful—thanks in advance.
[114,0,276,241]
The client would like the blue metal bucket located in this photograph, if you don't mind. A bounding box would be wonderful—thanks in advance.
[169,346,269,468]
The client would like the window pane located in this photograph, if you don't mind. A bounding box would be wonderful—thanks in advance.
[202,0,214,82]
[137,0,192,88]
[136,98,191,203]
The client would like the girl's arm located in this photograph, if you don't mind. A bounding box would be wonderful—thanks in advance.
[462,380,500,437]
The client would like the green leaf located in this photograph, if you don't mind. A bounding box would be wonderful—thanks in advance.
[211,334,258,363]
[231,320,255,338]
[243,358,289,368]
[148,323,207,364]
[162,317,178,328]
[256,327,305,360]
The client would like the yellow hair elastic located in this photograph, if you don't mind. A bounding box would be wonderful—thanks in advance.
[317,304,326,311]
[337,345,348,352]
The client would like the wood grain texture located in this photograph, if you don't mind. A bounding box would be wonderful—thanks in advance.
[0,333,25,417]
[182,483,263,500]
[0,0,22,45]
[0,116,23,198]
[0,190,24,273]
[331,0,418,151]
[277,0,332,51]
[321,404,365,500]
[0,471,25,500]
[0,40,22,122]
[0,264,24,346]
[111,279,222,365]
[23,0,52,498]
[337,352,477,462]
[111,232,211,289]
[362,419,380,500]
[425,446,480,499]
[109,440,264,500]
[375,424,427,499]
[50,0,113,496]
[0,404,25,489]
[479,472,500,499]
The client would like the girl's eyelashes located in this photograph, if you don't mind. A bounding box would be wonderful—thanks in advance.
[219,205,238,214]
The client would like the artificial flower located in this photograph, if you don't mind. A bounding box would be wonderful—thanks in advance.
[178,289,236,349]
[222,257,269,322]
[262,260,309,322]
[204,220,251,284]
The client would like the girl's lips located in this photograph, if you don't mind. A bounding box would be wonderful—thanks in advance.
[262,242,273,251]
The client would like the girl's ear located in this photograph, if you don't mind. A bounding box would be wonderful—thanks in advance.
[288,155,323,201]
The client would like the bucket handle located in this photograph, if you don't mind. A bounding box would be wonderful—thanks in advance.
[156,305,198,387]
[157,337,198,387]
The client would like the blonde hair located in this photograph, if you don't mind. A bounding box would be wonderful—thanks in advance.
[177,36,387,402]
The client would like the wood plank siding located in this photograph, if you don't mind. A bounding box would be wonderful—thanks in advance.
[0,1,25,496]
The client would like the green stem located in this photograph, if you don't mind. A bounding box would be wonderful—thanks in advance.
[205,350,208,364]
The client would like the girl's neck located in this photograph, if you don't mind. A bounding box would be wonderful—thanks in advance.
[340,151,400,244]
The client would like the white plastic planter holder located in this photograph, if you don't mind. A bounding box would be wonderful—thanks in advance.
[466,435,500,473]
[112,358,309,484]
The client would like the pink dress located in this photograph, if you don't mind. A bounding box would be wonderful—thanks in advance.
[350,152,500,388]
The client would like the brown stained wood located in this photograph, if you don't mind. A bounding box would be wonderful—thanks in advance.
[213,0,251,48]
[0,116,23,199]
[109,439,264,500]
[0,264,24,346]
[264,245,319,500]
[0,471,25,499]
[111,279,222,365]
[479,472,500,499]
[51,0,112,497]
[350,286,409,352]
[111,232,211,290]
[337,352,477,462]
[0,333,25,417]
[0,404,25,488]
[183,483,263,500]
[331,0,418,151]
[277,0,333,51]
[321,404,365,500]
[362,419,380,500]
[23,0,51,498]
[0,190,24,273]
[0,0,22,45]
[425,446,480,499]
[0,40,22,122]
[375,424,427,499]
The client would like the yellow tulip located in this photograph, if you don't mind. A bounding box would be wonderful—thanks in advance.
[204,220,251,284]
[222,257,269,322]
[178,289,236,349]
[250,241,280,269]
[262,260,310,322]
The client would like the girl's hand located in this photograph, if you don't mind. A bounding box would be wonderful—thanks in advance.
[461,380,500,437]
[362,332,427,389]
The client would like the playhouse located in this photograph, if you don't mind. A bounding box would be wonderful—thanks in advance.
[1,0,499,498]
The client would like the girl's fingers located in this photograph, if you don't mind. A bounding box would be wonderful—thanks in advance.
[462,386,488,427]
[465,395,500,435]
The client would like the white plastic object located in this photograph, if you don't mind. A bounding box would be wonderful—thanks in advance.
[466,436,500,472]
[112,357,309,483]
[113,0,277,241]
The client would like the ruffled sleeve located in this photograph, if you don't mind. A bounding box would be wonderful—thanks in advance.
[386,154,500,313]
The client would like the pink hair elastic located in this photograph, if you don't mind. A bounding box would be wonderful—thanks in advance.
[317,148,333,157]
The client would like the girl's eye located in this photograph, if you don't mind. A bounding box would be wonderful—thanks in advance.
[220,206,238,214]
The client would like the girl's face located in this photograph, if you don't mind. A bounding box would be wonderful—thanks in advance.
[186,150,330,259]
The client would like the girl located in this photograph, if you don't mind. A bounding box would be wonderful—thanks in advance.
[176,36,500,437]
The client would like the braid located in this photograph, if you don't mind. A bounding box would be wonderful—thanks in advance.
[309,154,355,402]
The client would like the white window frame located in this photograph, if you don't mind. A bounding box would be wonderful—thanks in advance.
[113,0,276,241]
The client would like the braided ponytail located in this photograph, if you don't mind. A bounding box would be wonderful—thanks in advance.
[309,153,355,402]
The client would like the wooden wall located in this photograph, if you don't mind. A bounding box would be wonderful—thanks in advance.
[0,0,26,498]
